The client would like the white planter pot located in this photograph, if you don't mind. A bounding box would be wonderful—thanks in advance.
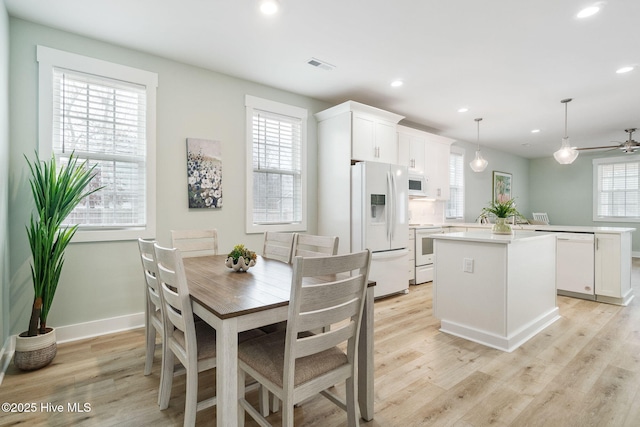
[14,327,57,371]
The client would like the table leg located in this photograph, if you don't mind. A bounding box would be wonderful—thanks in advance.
[217,318,239,427]
[358,286,374,420]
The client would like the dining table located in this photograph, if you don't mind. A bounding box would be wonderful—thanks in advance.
[183,254,375,427]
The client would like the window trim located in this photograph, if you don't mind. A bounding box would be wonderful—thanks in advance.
[245,95,308,234]
[37,46,158,242]
[446,146,465,220]
[592,155,640,223]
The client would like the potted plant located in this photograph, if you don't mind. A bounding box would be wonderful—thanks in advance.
[225,244,257,272]
[14,151,100,371]
[481,198,524,234]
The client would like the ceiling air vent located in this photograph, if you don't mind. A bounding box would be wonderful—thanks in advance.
[307,57,335,71]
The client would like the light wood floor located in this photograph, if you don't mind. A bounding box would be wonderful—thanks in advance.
[2,260,640,426]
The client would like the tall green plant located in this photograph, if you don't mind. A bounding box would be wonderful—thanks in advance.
[25,151,101,336]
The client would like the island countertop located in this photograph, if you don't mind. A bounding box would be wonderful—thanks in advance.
[431,230,554,244]
[434,223,636,234]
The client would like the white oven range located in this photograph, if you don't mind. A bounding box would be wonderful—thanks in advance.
[414,226,443,284]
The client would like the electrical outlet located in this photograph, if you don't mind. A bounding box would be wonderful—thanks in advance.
[463,258,474,273]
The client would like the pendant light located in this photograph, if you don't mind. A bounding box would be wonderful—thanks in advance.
[470,118,488,172]
[553,98,579,164]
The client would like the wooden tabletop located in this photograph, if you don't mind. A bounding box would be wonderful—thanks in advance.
[184,254,376,320]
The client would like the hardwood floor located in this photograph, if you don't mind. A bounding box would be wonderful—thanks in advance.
[2,260,640,426]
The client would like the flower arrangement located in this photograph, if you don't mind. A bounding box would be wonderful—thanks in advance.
[187,147,222,209]
[225,244,257,272]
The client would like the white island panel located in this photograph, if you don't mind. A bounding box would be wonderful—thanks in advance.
[433,231,559,352]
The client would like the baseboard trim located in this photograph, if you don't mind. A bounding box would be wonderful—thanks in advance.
[632,252,640,258]
[0,312,145,384]
[55,312,145,344]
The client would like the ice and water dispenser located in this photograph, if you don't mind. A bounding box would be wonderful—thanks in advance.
[370,194,386,223]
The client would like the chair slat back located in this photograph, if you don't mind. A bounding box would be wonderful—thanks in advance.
[138,238,162,312]
[171,229,218,258]
[532,212,550,224]
[263,231,295,263]
[293,234,339,258]
[154,245,196,349]
[284,250,371,372]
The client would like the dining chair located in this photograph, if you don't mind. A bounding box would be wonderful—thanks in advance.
[238,249,372,427]
[262,231,295,263]
[532,212,550,224]
[154,244,268,426]
[137,238,163,381]
[292,234,339,258]
[170,229,218,258]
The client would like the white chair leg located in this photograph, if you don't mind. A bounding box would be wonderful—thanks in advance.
[238,369,246,427]
[144,318,155,375]
[271,394,279,413]
[282,397,294,427]
[158,347,174,410]
[259,386,269,416]
[346,376,358,427]
[183,362,198,427]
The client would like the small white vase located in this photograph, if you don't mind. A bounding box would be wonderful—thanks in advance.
[225,256,256,272]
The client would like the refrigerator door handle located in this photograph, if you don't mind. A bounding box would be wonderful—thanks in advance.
[390,170,396,242]
[386,171,392,242]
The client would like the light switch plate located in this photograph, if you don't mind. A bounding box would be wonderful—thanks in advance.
[463,258,474,273]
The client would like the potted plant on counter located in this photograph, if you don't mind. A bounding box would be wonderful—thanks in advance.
[14,151,100,371]
[481,198,524,235]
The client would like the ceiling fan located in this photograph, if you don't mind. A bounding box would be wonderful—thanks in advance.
[577,128,640,154]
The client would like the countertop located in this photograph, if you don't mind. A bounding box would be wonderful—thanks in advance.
[410,223,636,234]
[431,230,554,244]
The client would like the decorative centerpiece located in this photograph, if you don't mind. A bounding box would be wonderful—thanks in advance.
[481,198,524,235]
[225,244,257,272]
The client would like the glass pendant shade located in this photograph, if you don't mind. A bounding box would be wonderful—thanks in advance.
[469,117,488,172]
[470,150,488,172]
[554,98,579,164]
[553,137,579,164]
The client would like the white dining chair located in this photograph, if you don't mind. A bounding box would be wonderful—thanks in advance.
[238,249,372,427]
[137,238,164,383]
[292,234,339,258]
[532,212,550,224]
[170,229,218,258]
[262,231,295,263]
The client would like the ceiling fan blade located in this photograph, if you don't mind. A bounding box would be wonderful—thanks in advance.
[576,145,620,151]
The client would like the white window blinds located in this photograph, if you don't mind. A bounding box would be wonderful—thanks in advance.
[594,157,640,221]
[446,150,465,219]
[251,109,302,224]
[53,67,147,228]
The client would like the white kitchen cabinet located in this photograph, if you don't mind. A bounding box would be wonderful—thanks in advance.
[315,100,404,254]
[594,232,633,305]
[424,134,454,200]
[398,125,426,174]
[352,112,399,163]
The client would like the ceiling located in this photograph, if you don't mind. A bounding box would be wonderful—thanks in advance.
[5,0,640,158]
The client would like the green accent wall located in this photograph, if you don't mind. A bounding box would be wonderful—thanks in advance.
[7,18,329,336]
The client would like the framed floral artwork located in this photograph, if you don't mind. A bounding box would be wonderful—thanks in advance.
[492,171,512,204]
[186,138,222,208]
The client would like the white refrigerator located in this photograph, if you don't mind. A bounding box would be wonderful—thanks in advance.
[352,162,410,298]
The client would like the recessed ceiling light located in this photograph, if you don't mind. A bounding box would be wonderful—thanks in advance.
[457,107,469,113]
[577,5,600,19]
[531,129,541,133]
[260,0,279,15]
[616,66,635,74]
[390,80,403,87]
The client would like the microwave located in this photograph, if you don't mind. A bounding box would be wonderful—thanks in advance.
[408,174,428,197]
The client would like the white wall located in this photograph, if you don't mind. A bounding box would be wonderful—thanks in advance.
[1,2,10,352]
[8,18,329,336]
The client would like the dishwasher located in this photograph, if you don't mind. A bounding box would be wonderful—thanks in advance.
[556,232,595,298]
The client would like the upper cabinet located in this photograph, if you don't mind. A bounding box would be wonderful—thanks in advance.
[397,125,426,174]
[315,101,404,165]
[424,133,455,200]
[398,125,455,200]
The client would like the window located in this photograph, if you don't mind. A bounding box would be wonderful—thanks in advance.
[37,46,157,242]
[446,147,465,219]
[593,156,640,222]
[245,95,307,233]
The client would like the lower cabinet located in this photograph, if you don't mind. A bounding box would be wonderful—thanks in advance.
[594,232,633,305]
[408,229,415,284]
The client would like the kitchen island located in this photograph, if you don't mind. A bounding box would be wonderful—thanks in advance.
[432,230,560,352]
